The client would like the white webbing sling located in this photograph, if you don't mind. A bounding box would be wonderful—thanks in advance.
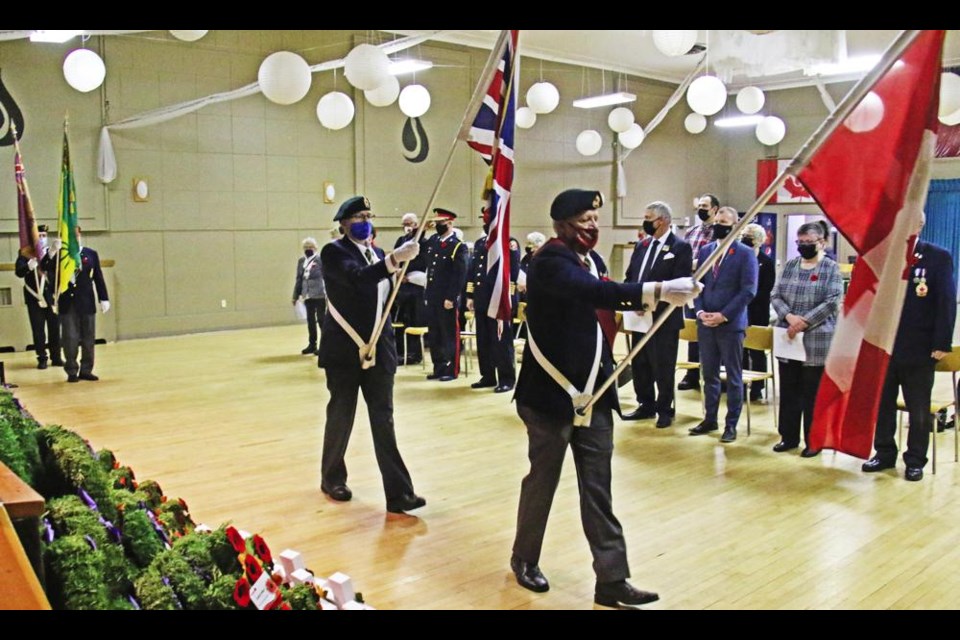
[526,321,603,427]
[326,295,384,369]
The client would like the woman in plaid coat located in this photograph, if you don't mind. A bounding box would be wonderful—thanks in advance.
[770,221,844,457]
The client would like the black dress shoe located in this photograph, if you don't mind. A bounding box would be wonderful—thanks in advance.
[78,372,99,381]
[405,356,423,365]
[677,379,700,391]
[438,375,457,382]
[471,378,497,389]
[749,391,764,402]
[321,485,353,502]
[800,447,820,458]
[720,427,737,443]
[655,415,673,429]
[688,420,718,436]
[772,441,799,453]
[494,383,514,393]
[37,360,48,370]
[862,457,895,473]
[594,580,659,608]
[426,373,441,380]
[67,375,79,383]
[510,555,549,593]
[622,406,656,421]
[386,493,426,514]
[905,466,924,482]
[301,346,317,355]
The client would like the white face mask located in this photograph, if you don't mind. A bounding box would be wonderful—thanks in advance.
[38,235,48,249]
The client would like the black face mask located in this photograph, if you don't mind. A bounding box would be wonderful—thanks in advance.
[798,244,819,260]
[697,208,711,222]
[304,249,315,257]
[435,222,449,235]
[642,220,658,236]
[741,237,755,248]
[712,223,732,240]
[525,246,533,255]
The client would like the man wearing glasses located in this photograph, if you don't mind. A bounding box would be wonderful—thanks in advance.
[317,195,426,514]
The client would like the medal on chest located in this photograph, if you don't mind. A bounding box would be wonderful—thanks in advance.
[914,267,928,297]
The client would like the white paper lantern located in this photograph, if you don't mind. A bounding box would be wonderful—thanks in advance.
[684,113,707,134]
[844,91,884,133]
[316,91,355,130]
[939,72,960,119]
[62,49,106,93]
[618,123,645,149]
[607,107,635,133]
[940,107,960,127]
[399,84,431,118]
[686,75,727,116]
[735,86,765,115]
[755,115,786,146]
[575,129,603,156]
[652,30,698,57]
[344,44,391,92]
[169,30,208,42]
[515,106,537,129]
[364,74,400,107]
[258,51,312,106]
[526,81,559,114]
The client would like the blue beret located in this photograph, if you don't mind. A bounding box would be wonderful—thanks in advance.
[550,189,604,221]
[335,195,372,221]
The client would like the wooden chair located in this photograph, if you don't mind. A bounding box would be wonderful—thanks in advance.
[720,325,777,437]
[676,318,704,414]
[897,345,960,474]
[513,302,528,363]
[403,327,429,370]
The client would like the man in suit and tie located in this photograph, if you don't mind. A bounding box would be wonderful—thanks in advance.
[622,201,692,428]
[59,225,110,383]
[688,206,758,443]
[317,195,426,514]
[423,208,468,381]
[862,213,957,481]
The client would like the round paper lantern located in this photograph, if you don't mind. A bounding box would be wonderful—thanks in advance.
[686,75,727,116]
[735,86,765,115]
[684,112,707,134]
[399,84,431,118]
[515,106,537,129]
[169,30,208,42]
[62,49,106,93]
[364,74,400,107]
[755,115,786,146]
[607,107,635,133]
[258,51,312,105]
[526,81,559,114]
[844,91,884,133]
[652,30,698,57]
[316,91,355,130]
[618,123,645,149]
[343,44,391,92]
[940,107,960,126]
[575,129,603,156]
[939,72,960,119]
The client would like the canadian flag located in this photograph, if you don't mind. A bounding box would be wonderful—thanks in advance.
[756,159,815,203]
[803,30,945,458]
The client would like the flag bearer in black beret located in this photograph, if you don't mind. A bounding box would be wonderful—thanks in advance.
[317,195,426,514]
[14,224,62,369]
[423,207,468,381]
[509,188,701,608]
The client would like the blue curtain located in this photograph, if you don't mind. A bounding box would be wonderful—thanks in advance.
[924,178,960,287]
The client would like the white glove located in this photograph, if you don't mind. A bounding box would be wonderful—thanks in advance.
[100,300,111,314]
[27,257,38,270]
[391,239,420,264]
[659,277,703,307]
[50,238,62,254]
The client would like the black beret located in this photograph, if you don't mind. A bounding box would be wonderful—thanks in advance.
[550,189,604,221]
[334,195,372,221]
[37,224,49,233]
[433,207,457,220]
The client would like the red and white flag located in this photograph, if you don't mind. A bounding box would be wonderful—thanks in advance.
[804,30,945,458]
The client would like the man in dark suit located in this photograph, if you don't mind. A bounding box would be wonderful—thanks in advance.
[392,212,428,364]
[14,224,62,369]
[862,219,957,482]
[317,195,426,514]
[688,206,758,443]
[59,226,110,383]
[741,223,775,402]
[423,208,468,381]
[466,207,521,393]
[622,201,692,428]
[510,188,701,608]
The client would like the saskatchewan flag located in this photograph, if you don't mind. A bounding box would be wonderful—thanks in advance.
[57,127,80,295]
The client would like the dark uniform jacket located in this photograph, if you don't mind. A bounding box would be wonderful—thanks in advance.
[317,237,398,373]
[58,247,109,316]
[623,231,692,332]
[748,250,775,327]
[467,234,521,314]
[424,232,468,307]
[892,239,956,365]
[14,253,56,308]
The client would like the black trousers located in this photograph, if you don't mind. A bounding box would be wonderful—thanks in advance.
[681,305,699,383]
[475,310,515,385]
[743,347,767,394]
[874,359,936,468]
[513,402,629,583]
[393,285,424,358]
[427,304,460,378]
[320,365,415,503]
[777,360,824,448]
[26,300,61,363]
[60,309,96,377]
[304,297,326,349]
[630,328,679,419]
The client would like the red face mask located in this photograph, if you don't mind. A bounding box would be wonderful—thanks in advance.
[576,227,599,251]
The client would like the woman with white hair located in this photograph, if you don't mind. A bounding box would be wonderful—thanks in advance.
[740,223,776,401]
[293,236,326,355]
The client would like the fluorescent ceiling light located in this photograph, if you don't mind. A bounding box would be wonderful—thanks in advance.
[714,115,764,128]
[30,30,83,43]
[389,59,434,75]
[804,54,882,77]
[572,91,636,109]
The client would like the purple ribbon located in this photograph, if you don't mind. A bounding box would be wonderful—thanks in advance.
[83,534,97,550]
[99,516,122,544]
[127,594,141,610]
[144,507,172,547]
[42,518,55,543]
[161,576,184,610]
[78,488,98,511]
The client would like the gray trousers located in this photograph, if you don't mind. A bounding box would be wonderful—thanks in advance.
[61,309,96,376]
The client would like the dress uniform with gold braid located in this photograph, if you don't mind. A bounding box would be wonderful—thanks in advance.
[423,208,468,381]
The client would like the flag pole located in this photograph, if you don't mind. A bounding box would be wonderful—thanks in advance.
[576,29,925,418]
[359,30,513,367]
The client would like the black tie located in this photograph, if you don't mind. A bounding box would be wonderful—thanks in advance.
[364,248,374,265]
[639,239,659,284]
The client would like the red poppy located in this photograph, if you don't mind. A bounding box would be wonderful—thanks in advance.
[233,577,251,608]
[810,274,819,282]
[279,602,292,611]
[178,497,189,512]
[728,248,735,256]
[225,526,246,553]
[244,553,264,583]
[253,534,273,566]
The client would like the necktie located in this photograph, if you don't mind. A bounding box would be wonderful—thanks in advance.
[583,255,593,272]
[365,248,374,265]
[639,240,659,284]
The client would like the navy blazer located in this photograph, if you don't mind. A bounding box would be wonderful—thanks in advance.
[514,240,649,420]
[317,237,398,373]
[468,234,521,310]
[58,247,109,316]
[694,240,758,332]
[892,240,957,365]
[623,231,692,332]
